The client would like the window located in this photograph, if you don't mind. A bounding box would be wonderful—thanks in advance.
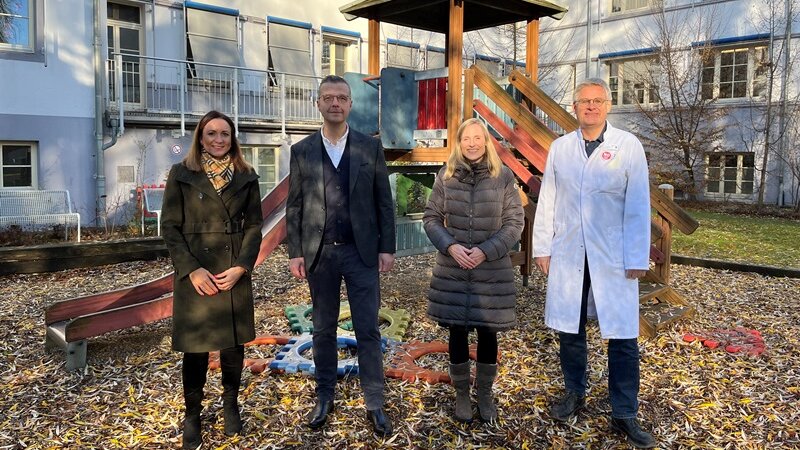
[502,60,525,77]
[241,146,277,194]
[705,153,755,196]
[607,58,659,106]
[268,17,314,78]
[474,54,502,77]
[426,47,445,70]
[611,0,651,13]
[1,143,36,188]
[185,2,240,80]
[701,46,767,100]
[0,0,32,50]
[322,38,353,76]
[107,2,142,105]
[386,39,420,69]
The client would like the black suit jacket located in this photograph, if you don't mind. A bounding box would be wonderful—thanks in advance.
[286,128,396,271]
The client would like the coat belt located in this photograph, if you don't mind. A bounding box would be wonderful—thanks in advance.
[182,219,244,234]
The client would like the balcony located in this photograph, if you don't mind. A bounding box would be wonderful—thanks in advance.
[107,54,323,134]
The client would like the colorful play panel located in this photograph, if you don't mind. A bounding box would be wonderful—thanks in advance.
[683,327,766,356]
[269,333,363,377]
[285,303,411,341]
[385,340,481,384]
[208,335,292,374]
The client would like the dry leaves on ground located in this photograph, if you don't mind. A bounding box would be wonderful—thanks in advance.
[1,246,798,449]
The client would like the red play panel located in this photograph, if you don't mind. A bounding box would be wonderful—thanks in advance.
[683,327,765,356]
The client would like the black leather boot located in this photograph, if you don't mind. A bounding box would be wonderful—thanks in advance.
[220,345,245,436]
[182,352,208,450]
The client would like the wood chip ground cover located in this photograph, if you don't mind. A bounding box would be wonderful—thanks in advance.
[1,247,798,449]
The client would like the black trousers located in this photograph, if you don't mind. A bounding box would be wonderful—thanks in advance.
[307,243,385,410]
[182,345,244,392]
[448,325,498,364]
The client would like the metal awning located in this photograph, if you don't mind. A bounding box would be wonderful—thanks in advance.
[339,0,567,33]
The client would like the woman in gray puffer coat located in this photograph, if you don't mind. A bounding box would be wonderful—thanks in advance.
[423,118,524,423]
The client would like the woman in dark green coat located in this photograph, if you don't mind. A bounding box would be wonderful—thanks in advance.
[161,110,262,449]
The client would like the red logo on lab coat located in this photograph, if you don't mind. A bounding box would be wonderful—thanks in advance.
[601,151,612,160]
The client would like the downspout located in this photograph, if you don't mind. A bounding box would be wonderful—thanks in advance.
[776,0,791,206]
[94,0,107,224]
[585,1,592,77]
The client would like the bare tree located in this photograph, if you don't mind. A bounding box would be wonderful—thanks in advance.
[625,3,729,199]
[735,0,800,209]
[0,0,15,44]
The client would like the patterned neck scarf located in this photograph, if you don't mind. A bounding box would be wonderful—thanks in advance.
[201,151,234,194]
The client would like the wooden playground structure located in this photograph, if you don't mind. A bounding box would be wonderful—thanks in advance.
[44,0,699,370]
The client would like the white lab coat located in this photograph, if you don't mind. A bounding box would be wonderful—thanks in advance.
[533,122,651,339]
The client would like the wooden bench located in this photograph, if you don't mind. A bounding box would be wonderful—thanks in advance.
[140,187,164,236]
[0,189,81,241]
[44,273,175,370]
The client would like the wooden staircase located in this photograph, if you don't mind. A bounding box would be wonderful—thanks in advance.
[466,66,700,338]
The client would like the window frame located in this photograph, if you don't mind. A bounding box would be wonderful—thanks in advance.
[700,44,768,101]
[386,39,421,70]
[606,57,660,107]
[240,145,278,195]
[0,142,38,189]
[704,152,755,198]
[107,1,144,107]
[0,0,44,62]
[611,0,652,14]
[321,34,356,76]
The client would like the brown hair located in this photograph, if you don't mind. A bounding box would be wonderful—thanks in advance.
[182,110,252,173]
[444,118,502,179]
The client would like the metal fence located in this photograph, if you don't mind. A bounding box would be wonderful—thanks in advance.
[395,217,435,257]
[108,54,323,135]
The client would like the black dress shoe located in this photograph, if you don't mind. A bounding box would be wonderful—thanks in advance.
[610,417,657,449]
[549,391,585,422]
[366,408,393,437]
[306,400,334,429]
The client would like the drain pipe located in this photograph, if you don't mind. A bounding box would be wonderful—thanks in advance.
[93,0,107,225]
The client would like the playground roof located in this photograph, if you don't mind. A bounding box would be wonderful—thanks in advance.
[339,0,568,34]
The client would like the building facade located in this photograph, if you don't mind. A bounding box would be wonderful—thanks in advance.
[4,0,792,226]
[537,0,800,205]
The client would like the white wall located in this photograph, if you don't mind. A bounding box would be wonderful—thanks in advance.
[0,1,95,118]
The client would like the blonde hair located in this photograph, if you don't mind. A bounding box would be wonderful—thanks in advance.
[183,110,253,173]
[444,118,502,179]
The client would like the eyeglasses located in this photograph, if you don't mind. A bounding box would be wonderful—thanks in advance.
[320,94,351,104]
[575,98,609,106]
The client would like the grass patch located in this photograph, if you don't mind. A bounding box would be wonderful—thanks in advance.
[671,209,800,268]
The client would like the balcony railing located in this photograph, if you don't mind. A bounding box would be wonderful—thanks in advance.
[107,53,323,135]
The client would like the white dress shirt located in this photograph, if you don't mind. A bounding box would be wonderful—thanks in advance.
[321,124,349,168]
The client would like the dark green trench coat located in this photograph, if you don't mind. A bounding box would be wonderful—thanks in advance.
[161,163,262,353]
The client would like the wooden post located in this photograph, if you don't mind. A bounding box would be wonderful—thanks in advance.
[656,184,674,284]
[463,67,474,121]
[526,19,539,82]
[368,19,380,76]
[446,0,464,147]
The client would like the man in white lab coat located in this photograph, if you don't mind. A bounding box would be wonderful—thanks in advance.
[532,78,656,449]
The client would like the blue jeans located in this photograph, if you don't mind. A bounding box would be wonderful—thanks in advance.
[558,257,640,419]
[307,243,384,410]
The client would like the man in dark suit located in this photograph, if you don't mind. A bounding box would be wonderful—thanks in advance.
[286,75,396,437]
